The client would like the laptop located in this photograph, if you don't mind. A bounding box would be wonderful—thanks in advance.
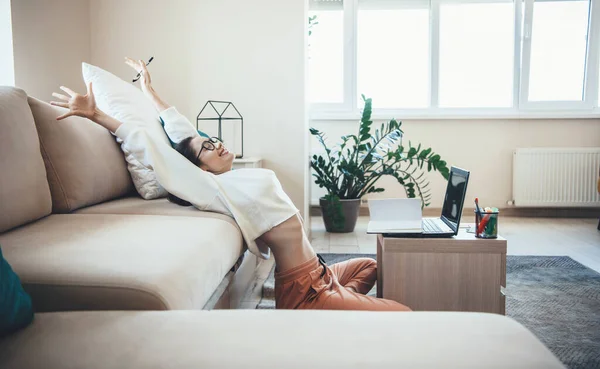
[367,166,470,238]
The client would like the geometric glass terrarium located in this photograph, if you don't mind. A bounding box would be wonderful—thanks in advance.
[197,100,244,158]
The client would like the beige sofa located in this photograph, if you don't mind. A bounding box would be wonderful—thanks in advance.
[0,86,564,368]
[0,86,252,311]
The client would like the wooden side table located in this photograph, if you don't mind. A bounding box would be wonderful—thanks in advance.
[377,230,507,314]
[232,157,262,169]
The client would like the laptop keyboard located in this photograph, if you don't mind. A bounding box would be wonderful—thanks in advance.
[422,218,443,233]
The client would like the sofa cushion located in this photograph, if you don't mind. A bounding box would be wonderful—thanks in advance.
[0,214,243,311]
[28,97,134,213]
[0,311,564,369]
[0,87,52,233]
[75,197,239,228]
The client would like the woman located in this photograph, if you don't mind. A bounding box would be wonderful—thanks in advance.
[50,58,410,312]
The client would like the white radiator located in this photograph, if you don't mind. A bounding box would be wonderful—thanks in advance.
[513,148,600,207]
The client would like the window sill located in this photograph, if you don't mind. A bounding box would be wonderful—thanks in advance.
[310,109,600,121]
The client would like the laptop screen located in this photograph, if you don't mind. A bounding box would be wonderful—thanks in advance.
[441,167,470,232]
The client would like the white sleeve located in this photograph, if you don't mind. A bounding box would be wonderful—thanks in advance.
[159,107,200,144]
[115,123,219,209]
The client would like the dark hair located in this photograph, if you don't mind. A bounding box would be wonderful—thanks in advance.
[167,136,197,207]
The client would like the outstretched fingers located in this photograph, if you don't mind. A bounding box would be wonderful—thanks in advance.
[51,90,72,120]
[50,101,68,108]
[59,86,76,97]
[125,57,142,71]
[52,92,70,101]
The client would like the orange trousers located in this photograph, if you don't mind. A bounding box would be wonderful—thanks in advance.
[275,255,411,311]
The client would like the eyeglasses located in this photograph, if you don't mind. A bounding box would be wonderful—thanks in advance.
[132,57,154,82]
[195,136,223,165]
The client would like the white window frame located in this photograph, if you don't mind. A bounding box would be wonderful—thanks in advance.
[308,0,355,112]
[519,0,598,111]
[309,0,600,120]
[585,0,600,108]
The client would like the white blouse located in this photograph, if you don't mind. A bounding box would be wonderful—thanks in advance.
[114,107,298,259]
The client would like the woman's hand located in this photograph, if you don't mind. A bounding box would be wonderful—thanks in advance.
[125,57,152,93]
[51,82,121,132]
[51,83,97,120]
[125,56,171,112]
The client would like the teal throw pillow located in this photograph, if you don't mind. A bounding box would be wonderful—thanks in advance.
[159,117,209,149]
[0,245,34,335]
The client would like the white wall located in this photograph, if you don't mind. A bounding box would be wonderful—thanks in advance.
[89,0,309,219]
[0,0,14,85]
[310,118,600,209]
[11,0,91,99]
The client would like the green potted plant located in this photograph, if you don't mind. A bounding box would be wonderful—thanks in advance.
[310,96,450,233]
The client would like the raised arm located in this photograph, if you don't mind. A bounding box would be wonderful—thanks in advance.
[125,57,171,113]
[125,57,198,143]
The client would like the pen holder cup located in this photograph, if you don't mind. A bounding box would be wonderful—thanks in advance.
[474,210,499,239]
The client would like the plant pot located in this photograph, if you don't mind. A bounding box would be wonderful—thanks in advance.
[319,197,361,233]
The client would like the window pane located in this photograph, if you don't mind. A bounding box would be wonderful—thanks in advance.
[528,0,590,101]
[357,1,429,109]
[308,4,344,104]
[439,2,514,108]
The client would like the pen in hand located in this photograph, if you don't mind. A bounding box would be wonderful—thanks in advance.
[132,57,154,82]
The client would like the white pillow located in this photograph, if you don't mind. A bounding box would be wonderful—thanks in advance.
[82,62,169,199]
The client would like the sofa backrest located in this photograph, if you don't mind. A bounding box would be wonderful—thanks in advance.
[0,87,52,233]
[28,97,134,213]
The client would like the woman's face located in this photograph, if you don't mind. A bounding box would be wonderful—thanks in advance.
[190,136,235,174]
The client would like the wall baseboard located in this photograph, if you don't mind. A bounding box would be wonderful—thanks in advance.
[310,205,600,219]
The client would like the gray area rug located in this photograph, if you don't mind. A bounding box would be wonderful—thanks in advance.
[258,254,600,369]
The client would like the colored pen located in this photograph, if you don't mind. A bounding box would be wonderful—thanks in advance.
[475,197,482,217]
[132,57,154,82]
